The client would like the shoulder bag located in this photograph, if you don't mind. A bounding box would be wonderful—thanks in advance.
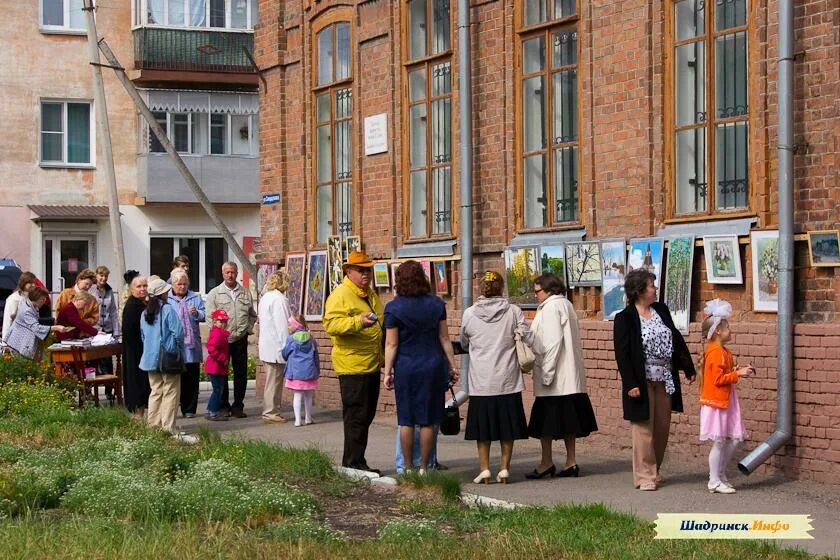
[157,308,185,374]
[510,308,535,374]
[439,384,461,436]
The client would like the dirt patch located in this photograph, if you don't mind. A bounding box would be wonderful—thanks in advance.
[319,483,408,539]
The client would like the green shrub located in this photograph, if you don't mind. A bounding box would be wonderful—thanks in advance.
[199,355,257,382]
[0,382,73,417]
[0,353,80,395]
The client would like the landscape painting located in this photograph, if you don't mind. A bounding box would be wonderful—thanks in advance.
[751,230,779,313]
[373,262,390,288]
[504,247,540,306]
[627,238,665,290]
[284,252,306,316]
[807,230,840,267]
[565,242,602,287]
[539,244,566,288]
[304,250,328,321]
[600,239,626,320]
[702,235,743,285]
[663,237,695,334]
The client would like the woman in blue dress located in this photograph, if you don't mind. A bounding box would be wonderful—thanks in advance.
[383,260,458,473]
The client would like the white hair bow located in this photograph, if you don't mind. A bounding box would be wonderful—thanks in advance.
[703,298,733,340]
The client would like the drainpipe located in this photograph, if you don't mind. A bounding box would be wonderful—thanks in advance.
[738,0,794,474]
[452,0,473,407]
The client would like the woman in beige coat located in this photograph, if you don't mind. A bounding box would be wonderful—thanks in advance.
[526,274,598,479]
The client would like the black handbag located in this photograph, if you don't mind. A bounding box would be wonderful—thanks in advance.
[440,385,461,436]
[157,310,185,374]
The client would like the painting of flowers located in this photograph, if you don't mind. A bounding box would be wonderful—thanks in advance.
[304,250,328,321]
[703,235,743,285]
[751,230,779,312]
[504,247,540,306]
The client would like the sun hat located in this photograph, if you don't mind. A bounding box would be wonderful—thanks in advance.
[147,278,171,297]
[211,309,230,322]
[342,251,375,272]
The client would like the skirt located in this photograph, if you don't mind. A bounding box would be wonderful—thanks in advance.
[528,393,599,439]
[699,389,747,442]
[465,392,529,442]
[285,378,319,391]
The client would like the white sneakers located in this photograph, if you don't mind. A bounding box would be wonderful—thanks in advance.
[173,433,199,445]
[708,481,736,494]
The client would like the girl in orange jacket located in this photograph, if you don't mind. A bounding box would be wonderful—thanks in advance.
[698,299,753,494]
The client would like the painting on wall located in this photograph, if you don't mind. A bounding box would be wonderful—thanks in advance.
[420,261,432,287]
[600,239,626,320]
[663,237,695,334]
[373,262,390,288]
[807,230,840,267]
[702,235,743,285]
[564,242,602,287]
[345,236,361,259]
[327,235,344,292]
[255,260,278,298]
[390,262,401,295]
[751,230,779,313]
[284,252,306,316]
[303,250,328,322]
[504,247,540,306]
[434,261,449,295]
[628,238,665,290]
[539,244,566,288]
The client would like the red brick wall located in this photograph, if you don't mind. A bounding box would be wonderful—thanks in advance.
[256,0,840,482]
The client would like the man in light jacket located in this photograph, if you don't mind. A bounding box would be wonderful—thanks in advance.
[206,261,257,418]
[258,270,291,423]
[323,251,384,474]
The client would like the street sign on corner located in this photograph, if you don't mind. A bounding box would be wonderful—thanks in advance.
[262,193,280,205]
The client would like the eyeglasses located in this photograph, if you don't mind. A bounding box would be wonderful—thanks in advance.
[534,287,544,295]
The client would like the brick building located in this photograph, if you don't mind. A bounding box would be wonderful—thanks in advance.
[255,0,839,483]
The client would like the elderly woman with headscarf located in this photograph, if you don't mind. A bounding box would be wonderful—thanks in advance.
[258,270,292,423]
[168,269,205,418]
[2,271,38,340]
[5,286,70,358]
[613,268,696,491]
[122,275,150,418]
[460,271,532,485]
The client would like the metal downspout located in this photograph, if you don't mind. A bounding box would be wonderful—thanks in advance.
[453,0,473,407]
[738,0,794,474]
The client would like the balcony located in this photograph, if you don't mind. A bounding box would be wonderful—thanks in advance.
[132,27,258,85]
[137,153,259,204]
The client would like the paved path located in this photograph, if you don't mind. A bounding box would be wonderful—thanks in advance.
[180,388,839,558]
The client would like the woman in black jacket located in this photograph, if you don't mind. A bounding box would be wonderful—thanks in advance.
[122,275,150,418]
[613,269,695,491]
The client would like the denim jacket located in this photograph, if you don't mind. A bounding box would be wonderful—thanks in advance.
[139,304,184,373]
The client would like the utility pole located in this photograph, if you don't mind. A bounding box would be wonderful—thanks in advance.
[83,0,125,279]
[95,38,258,282]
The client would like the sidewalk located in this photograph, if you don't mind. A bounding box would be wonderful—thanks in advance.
[180,387,839,558]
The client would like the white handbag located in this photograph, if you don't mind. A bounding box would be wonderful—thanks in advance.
[510,308,535,373]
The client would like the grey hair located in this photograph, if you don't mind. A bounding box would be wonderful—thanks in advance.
[171,269,189,284]
[222,261,238,271]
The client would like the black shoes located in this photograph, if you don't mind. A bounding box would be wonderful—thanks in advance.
[525,465,557,479]
[555,464,580,478]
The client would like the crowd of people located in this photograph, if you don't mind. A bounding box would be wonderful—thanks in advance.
[0,252,751,493]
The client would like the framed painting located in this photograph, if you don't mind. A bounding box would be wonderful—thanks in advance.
[420,261,432,286]
[304,250,328,321]
[751,230,779,313]
[284,252,306,316]
[564,242,602,287]
[807,230,840,267]
[345,236,361,258]
[600,239,626,320]
[255,260,279,297]
[505,247,540,306]
[390,262,401,295]
[663,237,695,334]
[628,238,665,290]
[373,262,390,288]
[434,261,449,295]
[702,235,742,285]
[327,235,344,292]
[539,244,566,288]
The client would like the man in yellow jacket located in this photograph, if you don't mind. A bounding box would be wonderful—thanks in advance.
[323,251,384,473]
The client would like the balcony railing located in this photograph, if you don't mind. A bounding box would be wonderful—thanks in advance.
[133,27,255,74]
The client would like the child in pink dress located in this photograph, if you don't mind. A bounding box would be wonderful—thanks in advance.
[698,299,753,494]
[282,315,320,426]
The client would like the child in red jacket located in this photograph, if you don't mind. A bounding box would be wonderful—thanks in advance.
[698,299,753,494]
[205,309,231,421]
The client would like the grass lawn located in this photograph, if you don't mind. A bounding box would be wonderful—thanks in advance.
[0,389,827,559]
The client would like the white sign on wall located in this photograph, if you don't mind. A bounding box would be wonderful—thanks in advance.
[364,113,388,155]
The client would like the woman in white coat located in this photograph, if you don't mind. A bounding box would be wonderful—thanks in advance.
[526,274,598,479]
[258,270,292,423]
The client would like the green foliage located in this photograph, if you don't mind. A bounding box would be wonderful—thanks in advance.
[199,354,258,382]
[0,353,80,395]
[377,519,446,544]
[0,383,73,417]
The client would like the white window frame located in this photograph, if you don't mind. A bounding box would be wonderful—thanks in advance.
[147,111,257,156]
[150,235,230,294]
[40,0,89,35]
[39,99,96,168]
[133,0,257,30]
